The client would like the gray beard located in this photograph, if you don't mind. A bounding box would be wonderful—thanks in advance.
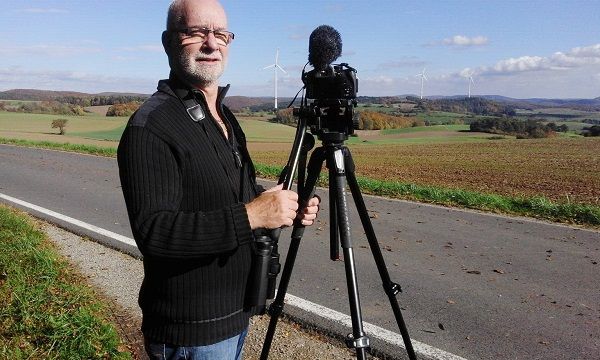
[176,52,225,88]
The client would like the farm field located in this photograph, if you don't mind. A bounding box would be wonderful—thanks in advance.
[247,137,600,205]
[516,107,600,121]
[0,111,124,147]
[516,107,600,131]
[1,110,599,206]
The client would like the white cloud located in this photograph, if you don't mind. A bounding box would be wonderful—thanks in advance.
[468,43,600,77]
[550,44,600,68]
[442,35,489,47]
[488,56,548,74]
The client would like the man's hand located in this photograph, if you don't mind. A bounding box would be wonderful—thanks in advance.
[297,195,320,226]
[246,184,299,229]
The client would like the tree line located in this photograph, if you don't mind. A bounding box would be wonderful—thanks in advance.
[416,97,517,116]
[55,95,148,107]
[0,99,143,117]
[273,108,424,130]
[0,101,86,116]
[469,118,568,138]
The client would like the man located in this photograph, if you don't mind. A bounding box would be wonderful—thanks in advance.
[117,0,320,358]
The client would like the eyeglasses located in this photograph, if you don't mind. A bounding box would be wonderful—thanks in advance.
[175,27,235,46]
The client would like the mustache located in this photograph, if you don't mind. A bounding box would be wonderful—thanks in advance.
[195,51,222,61]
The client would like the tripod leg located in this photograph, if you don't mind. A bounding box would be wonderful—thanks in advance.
[343,147,417,360]
[327,147,369,360]
[260,147,326,360]
[329,166,341,260]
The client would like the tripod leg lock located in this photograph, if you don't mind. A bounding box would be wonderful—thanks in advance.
[267,302,284,317]
[385,282,402,296]
[345,333,370,350]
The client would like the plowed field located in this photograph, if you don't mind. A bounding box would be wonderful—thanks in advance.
[248,137,600,205]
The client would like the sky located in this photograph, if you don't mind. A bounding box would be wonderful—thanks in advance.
[1,0,599,99]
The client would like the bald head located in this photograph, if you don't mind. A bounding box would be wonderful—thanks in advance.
[166,0,227,32]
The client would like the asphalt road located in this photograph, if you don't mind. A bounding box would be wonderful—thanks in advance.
[1,144,599,359]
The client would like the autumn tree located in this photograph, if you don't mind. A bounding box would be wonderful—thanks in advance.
[356,110,417,130]
[51,119,68,135]
[106,102,142,117]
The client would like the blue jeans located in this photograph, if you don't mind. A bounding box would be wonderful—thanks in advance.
[145,328,248,360]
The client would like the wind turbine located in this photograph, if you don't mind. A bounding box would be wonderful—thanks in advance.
[263,48,287,110]
[416,67,427,100]
[467,75,475,98]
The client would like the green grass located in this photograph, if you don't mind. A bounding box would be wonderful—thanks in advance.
[238,119,296,142]
[356,104,399,114]
[2,137,598,227]
[73,124,127,141]
[0,111,128,135]
[0,138,117,157]
[0,205,131,359]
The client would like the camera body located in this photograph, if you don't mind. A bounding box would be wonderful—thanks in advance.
[303,63,358,100]
[298,63,359,139]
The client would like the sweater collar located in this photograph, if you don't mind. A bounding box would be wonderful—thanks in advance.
[158,72,230,108]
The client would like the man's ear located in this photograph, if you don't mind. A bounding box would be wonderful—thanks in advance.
[162,31,171,55]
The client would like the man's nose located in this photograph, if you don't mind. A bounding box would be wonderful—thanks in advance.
[203,32,220,51]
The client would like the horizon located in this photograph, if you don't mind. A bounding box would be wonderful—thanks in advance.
[1,0,599,99]
[2,88,599,102]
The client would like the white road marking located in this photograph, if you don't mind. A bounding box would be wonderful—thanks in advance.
[0,193,136,248]
[0,192,467,360]
[284,293,468,360]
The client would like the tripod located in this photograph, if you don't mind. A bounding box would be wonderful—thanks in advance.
[260,130,417,360]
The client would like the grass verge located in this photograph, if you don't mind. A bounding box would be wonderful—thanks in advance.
[2,137,598,227]
[0,205,131,359]
[0,137,117,157]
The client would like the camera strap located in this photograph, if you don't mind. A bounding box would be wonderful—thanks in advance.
[179,88,250,203]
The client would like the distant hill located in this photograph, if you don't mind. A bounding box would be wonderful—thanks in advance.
[223,96,274,112]
[0,89,94,101]
[0,89,150,107]
[2,88,599,111]
[478,95,600,111]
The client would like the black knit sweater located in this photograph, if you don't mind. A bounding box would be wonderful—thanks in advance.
[117,75,262,346]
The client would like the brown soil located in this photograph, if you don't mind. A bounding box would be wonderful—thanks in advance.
[250,137,600,205]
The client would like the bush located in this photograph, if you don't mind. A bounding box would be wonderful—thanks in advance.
[582,125,600,137]
[273,108,296,126]
[106,102,141,117]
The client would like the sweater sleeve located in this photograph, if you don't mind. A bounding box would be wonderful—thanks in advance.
[117,125,253,259]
